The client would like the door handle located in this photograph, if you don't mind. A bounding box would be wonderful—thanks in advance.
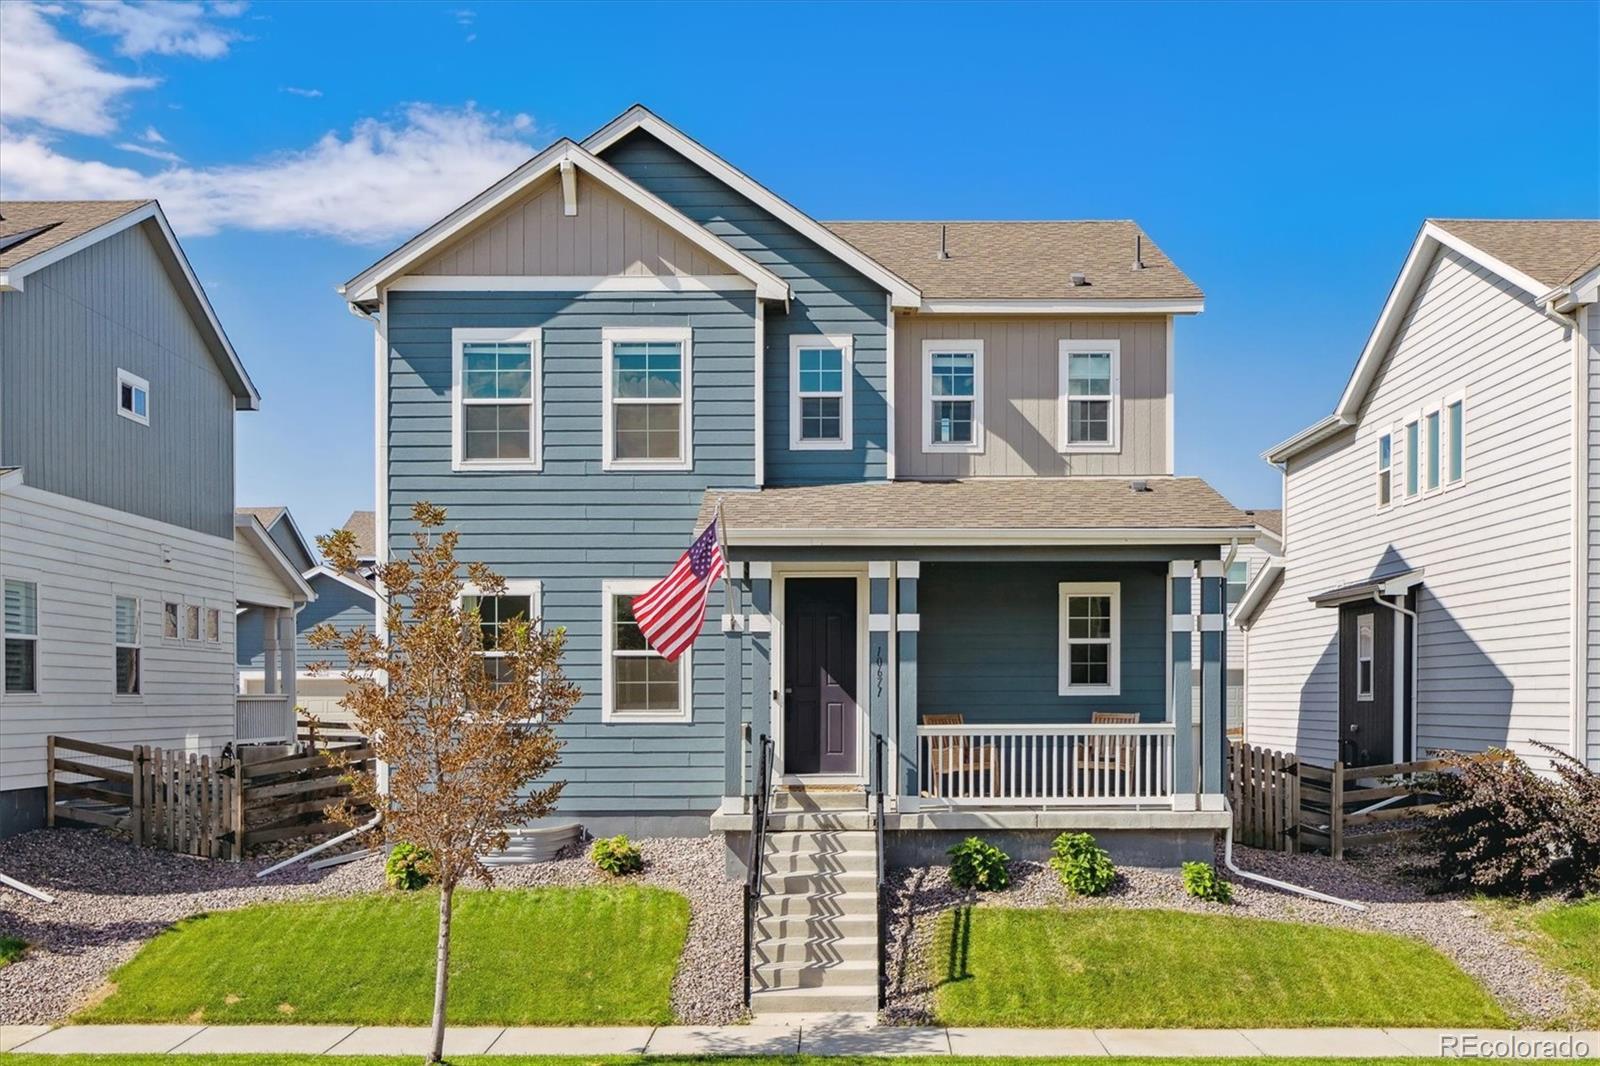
[1348,723,1360,733]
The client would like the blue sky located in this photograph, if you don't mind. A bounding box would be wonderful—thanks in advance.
[3,1,1596,543]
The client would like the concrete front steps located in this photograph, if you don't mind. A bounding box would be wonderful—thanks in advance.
[749,790,880,1017]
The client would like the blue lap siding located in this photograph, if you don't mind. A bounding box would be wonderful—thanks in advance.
[384,288,756,820]
[598,130,890,484]
[237,571,375,673]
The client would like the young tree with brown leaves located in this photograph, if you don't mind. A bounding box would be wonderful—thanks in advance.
[309,501,580,1064]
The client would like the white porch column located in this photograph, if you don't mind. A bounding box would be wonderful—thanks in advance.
[262,607,281,696]
[277,607,298,732]
[1169,562,1196,810]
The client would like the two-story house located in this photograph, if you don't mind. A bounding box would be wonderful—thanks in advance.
[341,107,1255,1011]
[0,200,311,836]
[1236,220,1600,774]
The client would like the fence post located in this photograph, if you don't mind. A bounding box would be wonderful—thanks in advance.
[1288,754,1301,854]
[1331,761,1345,860]
[45,736,56,828]
[232,756,246,861]
[130,745,145,846]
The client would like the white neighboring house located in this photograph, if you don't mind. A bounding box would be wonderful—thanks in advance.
[1225,508,1282,735]
[1236,218,1600,772]
[0,200,311,837]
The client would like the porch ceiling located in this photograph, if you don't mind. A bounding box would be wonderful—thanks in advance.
[701,477,1257,546]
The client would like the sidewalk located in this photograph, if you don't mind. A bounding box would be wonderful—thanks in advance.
[3,1022,1596,1058]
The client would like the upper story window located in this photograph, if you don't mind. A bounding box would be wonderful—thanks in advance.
[463,580,541,684]
[602,578,691,722]
[1059,340,1121,452]
[1225,560,1249,608]
[1424,404,1442,492]
[922,340,984,453]
[790,334,853,451]
[1404,418,1420,498]
[114,595,141,695]
[117,369,149,426]
[603,327,692,472]
[1376,432,1393,507]
[452,327,541,471]
[1393,390,1466,508]
[1058,582,1120,696]
[1446,390,1465,484]
[4,579,38,694]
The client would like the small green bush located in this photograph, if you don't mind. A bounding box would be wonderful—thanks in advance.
[590,834,644,877]
[1182,860,1234,903]
[1049,832,1116,895]
[948,836,1011,891]
[384,842,435,891]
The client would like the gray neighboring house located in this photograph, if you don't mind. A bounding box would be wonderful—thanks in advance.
[0,200,311,836]
[1238,219,1600,773]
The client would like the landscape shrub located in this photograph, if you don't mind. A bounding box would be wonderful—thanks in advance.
[590,834,644,877]
[384,842,435,891]
[1181,860,1234,903]
[1049,831,1116,895]
[947,836,1011,891]
[1411,743,1600,898]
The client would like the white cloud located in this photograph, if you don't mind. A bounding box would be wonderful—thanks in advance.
[75,0,245,59]
[0,2,156,135]
[140,124,167,143]
[283,86,323,98]
[0,105,538,244]
[116,140,182,163]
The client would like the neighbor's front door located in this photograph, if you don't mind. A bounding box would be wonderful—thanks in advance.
[1337,602,1395,767]
[783,577,858,776]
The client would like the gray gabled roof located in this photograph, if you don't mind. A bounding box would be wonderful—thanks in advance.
[1429,219,1600,290]
[0,201,151,269]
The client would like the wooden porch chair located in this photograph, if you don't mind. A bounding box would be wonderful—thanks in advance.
[1076,711,1139,788]
[920,713,995,795]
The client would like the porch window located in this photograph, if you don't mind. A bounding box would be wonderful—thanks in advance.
[114,595,140,695]
[602,578,690,722]
[922,340,984,452]
[1355,612,1374,701]
[452,327,541,470]
[463,580,541,684]
[790,334,852,450]
[1058,582,1120,695]
[4,579,38,694]
[604,327,692,471]
[1058,340,1120,451]
[1446,392,1465,484]
[1376,433,1392,507]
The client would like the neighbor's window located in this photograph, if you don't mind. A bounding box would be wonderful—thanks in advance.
[1226,560,1249,608]
[462,583,539,683]
[1425,406,1441,492]
[205,607,220,644]
[117,369,150,426]
[1405,419,1420,497]
[1446,394,1465,484]
[1376,433,1392,507]
[923,340,983,452]
[163,601,180,640]
[602,579,690,722]
[604,327,691,470]
[1356,612,1375,701]
[114,595,140,695]
[1059,340,1120,451]
[790,335,852,449]
[4,579,38,694]
[453,327,540,470]
[185,603,201,642]
[1058,582,1121,695]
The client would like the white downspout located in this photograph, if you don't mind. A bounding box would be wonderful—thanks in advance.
[1369,590,1419,761]
[1221,821,1366,911]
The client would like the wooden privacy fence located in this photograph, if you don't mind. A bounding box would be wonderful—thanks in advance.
[1228,740,1451,858]
[48,735,374,860]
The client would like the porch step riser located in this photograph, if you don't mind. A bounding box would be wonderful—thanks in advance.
[749,988,879,1014]
[757,892,878,920]
[765,813,874,832]
[761,830,876,853]
[770,791,869,813]
[754,936,878,965]
[762,872,878,895]
[754,960,878,991]
[754,915,878,940]
[762,852,877,876]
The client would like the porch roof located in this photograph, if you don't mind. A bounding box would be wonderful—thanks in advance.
[702,477,1257,547]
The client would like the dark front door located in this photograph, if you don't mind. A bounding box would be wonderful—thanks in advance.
[1338,602,1395,767]
[783,578,858,776]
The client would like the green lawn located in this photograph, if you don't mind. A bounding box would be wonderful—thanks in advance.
[77,885,689,1026]
[931,907,1508,1028]
[0,934,25,966]
[1533,897,1600,989]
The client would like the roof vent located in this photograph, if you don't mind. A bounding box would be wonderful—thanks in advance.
[1129,479,1152,493]
[1070,271,1089,287]
[1133,234,1146,271]
[937,224,951,261]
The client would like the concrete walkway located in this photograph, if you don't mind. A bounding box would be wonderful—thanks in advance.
[2,1022,1595,1058]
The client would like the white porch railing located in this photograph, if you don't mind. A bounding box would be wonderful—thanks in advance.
[917,723,1175,806]
[236,694,293,744]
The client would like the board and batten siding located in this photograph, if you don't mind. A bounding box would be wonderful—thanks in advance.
[413,171,726,278]
[384,287,756,819]
[1245,246,1576,768]
[0,483,240,793]
[894,316,1172,478]
[0,221,235,538]
[597,129,890,484]
[239,571,374,673]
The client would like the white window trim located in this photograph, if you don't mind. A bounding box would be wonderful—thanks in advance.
[163,600,182,642]
[1057,339,1122,453]
[1375,430,1394,511]
[116,368,150,426]
[602,326,693,472]
[4,577,39,696]
[460,578,544,672]
[921,339,985,454]
[205,605,221,644]
[1402,416,1421,501]
[1444,387,1467,489]
[114,594,141,697]
[1057,581,1121,696]
[789,333,854,452]
[1421,401,1443,495]
[451,326,543,472]
[601,577,692,723]
[1355,612,1375,702]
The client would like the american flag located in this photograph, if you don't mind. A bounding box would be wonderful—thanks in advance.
[631,518,726,662]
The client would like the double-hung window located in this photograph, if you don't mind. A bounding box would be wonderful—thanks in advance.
[602,578,690,722]
[922,340,984,452]
[1059,340,1121,452]
[1445,390,1465,485]
[1355,613,1375,701]
[1376,432,1393,507]
[452,327,541,470]
[604,327,691,471]
[790,334,852,450]
[117,369,149,426]
[4,579,38,694]
[1058,582,1120,695]
[462,580,541,685]
[114,595,140,695]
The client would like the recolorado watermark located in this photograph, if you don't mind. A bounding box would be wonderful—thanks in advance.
[1440,1033,1593,1059]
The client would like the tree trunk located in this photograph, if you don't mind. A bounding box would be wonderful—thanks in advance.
[428,883,453,1064]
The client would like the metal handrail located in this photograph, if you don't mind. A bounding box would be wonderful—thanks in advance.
[742,734,775,1006]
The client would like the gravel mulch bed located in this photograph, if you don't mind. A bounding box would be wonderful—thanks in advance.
[881,837,1587,1028]
[0,828,742,1026]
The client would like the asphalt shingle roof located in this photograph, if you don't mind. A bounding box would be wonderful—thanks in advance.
[0,200,151,270]
[1431,219,1600,289]
[342,510,377,559]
